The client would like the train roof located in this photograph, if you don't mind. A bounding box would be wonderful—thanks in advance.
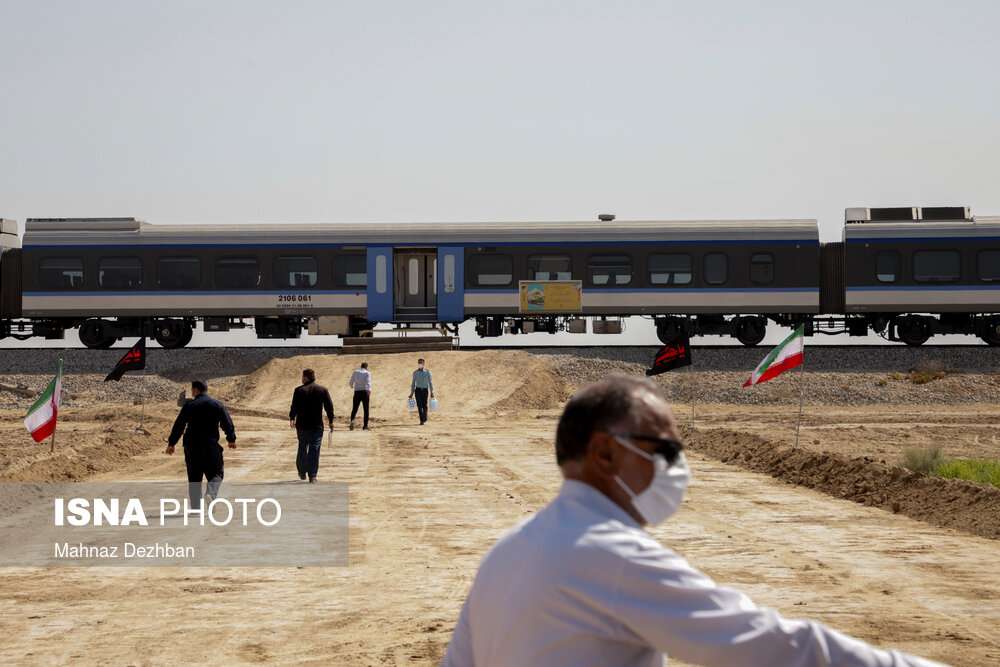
[843,217,1000,240]
[842,205,1000,239]
[22,217,820,246]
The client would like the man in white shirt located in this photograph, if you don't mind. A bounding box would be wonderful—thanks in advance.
[442,376,946,667]
[348,361,372,431]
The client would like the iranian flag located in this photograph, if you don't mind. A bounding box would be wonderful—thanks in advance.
[743,325,804,387]
[24,360,63,442]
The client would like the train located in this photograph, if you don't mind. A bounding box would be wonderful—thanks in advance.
[1,206,999,348]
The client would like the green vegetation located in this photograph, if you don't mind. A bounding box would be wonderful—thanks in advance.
[901,446,1000,489]
[937,458,1000,489]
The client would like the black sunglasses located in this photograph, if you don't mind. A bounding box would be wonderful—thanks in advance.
[609,432,685,466]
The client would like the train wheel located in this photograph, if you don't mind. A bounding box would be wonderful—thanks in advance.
[897,317,931,346]
[981,319,1000,346]
[79,319,116,349]
[735,317,766,346]
[154,321,190,349]
[656,319,685,344]
[178,323,194,347]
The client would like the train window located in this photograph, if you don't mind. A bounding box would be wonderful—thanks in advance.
[913,250,960,283]
[470,254,513,286]
[275,256,318,288]
[648,253,692,285]
[875,251,900,283]
[528,254,572,280]
[978,250,1000,282]
[333,254,367,287]
[39,257,84,289]
[749,253,774,285]
[704,252,728,285]
[157,257,201,289]
[375,255,387,293]
[98,257,142,289]
[587,255,632,286]
[215,257,260,289]
[443,254,456,293]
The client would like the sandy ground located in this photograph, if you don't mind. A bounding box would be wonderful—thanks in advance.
[0,350,998,666]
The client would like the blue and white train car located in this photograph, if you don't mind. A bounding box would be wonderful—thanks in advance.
[843,207,1000,345]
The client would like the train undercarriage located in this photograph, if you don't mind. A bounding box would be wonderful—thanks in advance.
[2,312,999,348]
[477,312,1000,347]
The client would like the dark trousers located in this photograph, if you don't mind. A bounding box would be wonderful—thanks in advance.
[184,444,224,509]
[351,390,370,427]
[296,428,324,479]
[414,387,429,424]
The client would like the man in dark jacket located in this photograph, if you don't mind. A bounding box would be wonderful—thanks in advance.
[289,368,334,483]
[165,380,237,510]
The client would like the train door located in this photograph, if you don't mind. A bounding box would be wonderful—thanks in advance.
[394,250,437,321]
[436,246,464,322]
[366,247,393,322]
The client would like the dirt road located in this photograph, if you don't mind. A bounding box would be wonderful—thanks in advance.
[0,351,998,665]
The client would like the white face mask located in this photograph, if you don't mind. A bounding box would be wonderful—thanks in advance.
[418,364,424,369]
[613,436,690,526]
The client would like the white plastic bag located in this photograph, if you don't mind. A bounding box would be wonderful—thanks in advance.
[429,397,439,411]
[407,397,416,411]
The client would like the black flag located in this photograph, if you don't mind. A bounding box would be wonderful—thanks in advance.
[104,338,146,382]
[645,334,692,376]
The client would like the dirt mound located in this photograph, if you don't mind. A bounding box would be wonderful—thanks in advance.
[685,428,1000,540]
[0,409,171,482]
[221,349,572,420]
[491,364,572,413]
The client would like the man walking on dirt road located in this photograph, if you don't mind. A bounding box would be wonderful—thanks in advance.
[442,376,946,667]
[348,361,372,431]
[408,358,434,425]
[289,368,334,483]
[165,380,237,510]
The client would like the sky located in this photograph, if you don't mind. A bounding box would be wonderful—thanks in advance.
[3,1,1000,240]
[2,1,999,348]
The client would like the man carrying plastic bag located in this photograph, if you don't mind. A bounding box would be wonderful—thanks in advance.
[408,358,434,425]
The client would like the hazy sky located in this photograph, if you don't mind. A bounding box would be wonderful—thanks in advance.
[2,1,999,241]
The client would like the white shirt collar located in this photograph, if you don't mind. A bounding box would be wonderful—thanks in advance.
[558,478,643,530]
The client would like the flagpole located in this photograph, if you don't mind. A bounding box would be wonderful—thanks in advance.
[689,363,695,429]
[139,363,146,432]
[794,359,804,448]
[139,322,146,433]
[51,358,62,455]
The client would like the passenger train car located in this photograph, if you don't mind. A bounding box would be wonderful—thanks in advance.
[842,207,1000,346]
[0,207,998,348]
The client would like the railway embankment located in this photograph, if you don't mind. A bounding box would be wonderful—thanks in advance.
[2,345,1000,409]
